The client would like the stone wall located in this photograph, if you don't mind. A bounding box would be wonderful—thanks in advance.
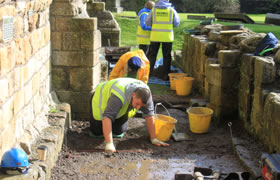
[180,25,280,152]
[0,0,52,158]
[87,1,120,47]
[51,0,102,120]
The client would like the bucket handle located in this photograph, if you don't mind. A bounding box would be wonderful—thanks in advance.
[155,103,171,119]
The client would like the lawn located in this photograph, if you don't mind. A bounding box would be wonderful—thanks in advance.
[113,12,280,58]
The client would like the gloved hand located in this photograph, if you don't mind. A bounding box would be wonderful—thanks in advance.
[105,142,116,152]
[150,138,169,147]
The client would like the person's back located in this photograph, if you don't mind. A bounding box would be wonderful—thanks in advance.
[108,50,150,84]
[145,0,180,80]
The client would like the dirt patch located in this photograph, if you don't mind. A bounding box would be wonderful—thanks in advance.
[51,86,266,180]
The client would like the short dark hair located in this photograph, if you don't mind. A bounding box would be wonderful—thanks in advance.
[134,87,150,105]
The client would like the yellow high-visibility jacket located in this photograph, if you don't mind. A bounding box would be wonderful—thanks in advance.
[108,50,150,84]
[92,78,143,120]
[137,11,151,45]
[150,7,174,42]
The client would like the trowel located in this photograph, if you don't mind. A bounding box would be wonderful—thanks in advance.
[172,127,193,141]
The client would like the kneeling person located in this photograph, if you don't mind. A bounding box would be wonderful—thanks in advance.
[90,78,168,152]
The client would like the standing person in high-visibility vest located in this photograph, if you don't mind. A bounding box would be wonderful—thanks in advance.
[137,1,155,55]
[145,0,180,80]
[89,78,169,152]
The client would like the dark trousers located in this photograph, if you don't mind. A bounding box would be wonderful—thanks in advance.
[147,42,172,73]
[139,44,149,56]
[89,93,128,135]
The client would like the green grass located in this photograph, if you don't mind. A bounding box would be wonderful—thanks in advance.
[115,16,138,48]
[114,12,280,56]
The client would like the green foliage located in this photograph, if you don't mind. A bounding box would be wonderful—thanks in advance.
[269,0,280,14]
[121,0,148,14]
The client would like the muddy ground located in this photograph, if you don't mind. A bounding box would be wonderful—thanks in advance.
[51,84,266,180]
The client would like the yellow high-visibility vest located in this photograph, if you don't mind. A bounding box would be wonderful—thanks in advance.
[150,7,174,42]
[92,78,142,120]
[137,12,151,45]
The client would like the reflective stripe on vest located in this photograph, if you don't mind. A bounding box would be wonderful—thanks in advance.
[92,79,137,120]
[150,7,174,42]
[137,12,151,45]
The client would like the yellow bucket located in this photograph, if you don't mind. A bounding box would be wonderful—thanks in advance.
[187,107,213,134]
[168,73,187,90]
[154,114,177,141]
[175,77,194,96]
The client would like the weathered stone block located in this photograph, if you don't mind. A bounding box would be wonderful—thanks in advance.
[218,50,241,67]
[265,13,280,26]
[70,62,100,91]
[263,93,280,152]
[206,64,239,88]
[73,17,98,31]
[205,41,216,57]
[254,56,276,85]
[50,2,75,16]
[238,89,253,125]
[52,51,99,67]
[51,32,62,50]
[0,98,13,130]
[24,81,33,105]
[98,18,118,28]
[208,31,220,41]
[275,49,280,64]
[0,45,8,76]
[55,17,77,32]
[88,11,114,19]
[220,34,233,47]
[28,13,39,32]
[100,59,108,82]
[37,11,47,28]
[87,2,105,12]
[81,30,101,50]
[14,38,25,65]
[0,118,16,152]
[251,87,270,133]
[30,30,40,54]
[240,54,255,78]
[14,16,24,37]
[32,72,41,95]
[62,32,81,50]
[14,88,25,115]
[33,92,43,116]
[101,30,120,47]
[23,35,32,61]
[71,103,90,113]
[239,75,253,94]
[7,42,16,73]
[0,78,8,104]
[55,90,92,105]
[216,42,228,51]
[52,67,69,90]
